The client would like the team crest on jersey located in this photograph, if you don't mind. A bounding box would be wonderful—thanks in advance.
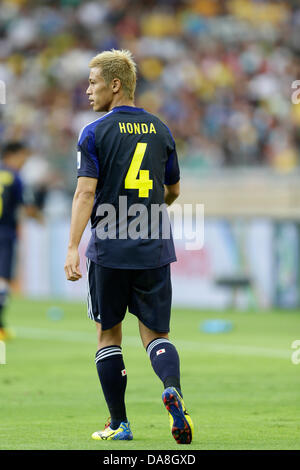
[77,151,81,169]
[156,348,166,356]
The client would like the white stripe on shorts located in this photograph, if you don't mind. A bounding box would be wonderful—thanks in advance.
[86,259,96,320]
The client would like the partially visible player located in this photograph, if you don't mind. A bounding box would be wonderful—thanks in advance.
[64,49,193,444]
[0,141,41,340]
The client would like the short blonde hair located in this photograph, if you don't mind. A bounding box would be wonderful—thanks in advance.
[89,49,137,100]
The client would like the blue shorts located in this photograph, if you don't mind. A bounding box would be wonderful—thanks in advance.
[0,238,15,280]
[86,260,172,333]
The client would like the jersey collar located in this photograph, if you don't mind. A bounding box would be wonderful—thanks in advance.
[111,105,146,113]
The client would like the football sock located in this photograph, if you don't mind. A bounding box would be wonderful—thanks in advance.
[95,345,128,430]
[146,338,182,397]
[0,287,9,329]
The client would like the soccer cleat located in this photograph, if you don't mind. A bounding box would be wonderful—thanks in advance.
[91,420,133,441]
[162,387,194,444]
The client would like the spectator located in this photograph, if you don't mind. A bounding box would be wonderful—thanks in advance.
[0,0,298,184]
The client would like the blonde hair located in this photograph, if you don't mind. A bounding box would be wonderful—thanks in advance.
[89,49,137,100]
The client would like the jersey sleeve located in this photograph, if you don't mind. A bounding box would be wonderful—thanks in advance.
[77,126,99,179]
[164,143,180,186]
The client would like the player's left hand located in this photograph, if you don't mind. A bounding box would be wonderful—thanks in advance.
[64,247,82,281]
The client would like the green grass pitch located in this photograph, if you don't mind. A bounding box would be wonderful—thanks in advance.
[0,297,299,450]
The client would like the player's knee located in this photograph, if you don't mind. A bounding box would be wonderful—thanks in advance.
[96,322,122,348]
[138,319,169,349]
[141,331,169,350]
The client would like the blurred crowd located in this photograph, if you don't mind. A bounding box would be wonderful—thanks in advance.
[1,0,300,200]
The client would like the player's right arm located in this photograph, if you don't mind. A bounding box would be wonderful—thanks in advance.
[64,176,97,281]
[65,123,99,282]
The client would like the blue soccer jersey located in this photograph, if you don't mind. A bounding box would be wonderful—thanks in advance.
[77,105,180,269]
[0,164,24,240]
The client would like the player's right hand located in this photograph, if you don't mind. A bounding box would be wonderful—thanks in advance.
[64,247,82,281]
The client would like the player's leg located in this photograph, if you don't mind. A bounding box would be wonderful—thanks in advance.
[139,321,193,444]
[132,264,182,393]
[131,264,193,444]
[93,321,130,434]
[95,319,122,349]
[139,320,193,444]
[87,260,132,440]
[139,320,181,395]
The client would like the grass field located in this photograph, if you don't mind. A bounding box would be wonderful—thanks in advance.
[0,297,299,450]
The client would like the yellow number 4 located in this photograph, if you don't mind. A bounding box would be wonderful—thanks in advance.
[125,142,153,198]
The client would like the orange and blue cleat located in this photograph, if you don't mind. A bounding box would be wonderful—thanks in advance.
[162,387,194,444]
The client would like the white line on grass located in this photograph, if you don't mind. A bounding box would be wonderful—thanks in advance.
[15,326,290,360]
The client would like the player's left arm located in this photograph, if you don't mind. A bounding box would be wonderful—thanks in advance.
[164,135,180,206]
[64,176,97,282]
[164,181,180,206]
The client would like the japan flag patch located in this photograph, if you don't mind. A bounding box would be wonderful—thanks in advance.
[156,348,166,356]
[121,369,127,376]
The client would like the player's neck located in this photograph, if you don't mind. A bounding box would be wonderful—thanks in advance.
[108,96,135,112]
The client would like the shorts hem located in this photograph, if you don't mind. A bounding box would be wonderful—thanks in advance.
[90,314,126,331]
[86,256,176,270]
[129,310,170,334]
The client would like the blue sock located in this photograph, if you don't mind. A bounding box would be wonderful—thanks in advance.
[95,345,128,430]
[146,338,182,396]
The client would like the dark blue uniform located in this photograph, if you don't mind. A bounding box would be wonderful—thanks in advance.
[0,164,24,279]
[77,106,180,332]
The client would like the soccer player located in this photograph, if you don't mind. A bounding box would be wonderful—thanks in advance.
[0,141,40,340]
[64,49,194,444]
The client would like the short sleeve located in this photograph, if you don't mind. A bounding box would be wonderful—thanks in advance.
[164,146,180,185]
[77,126,99,179]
